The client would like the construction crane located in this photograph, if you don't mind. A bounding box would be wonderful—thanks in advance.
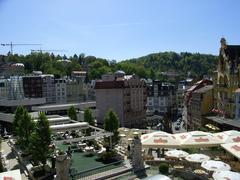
[31,49,67,53]
[1,42,41,54]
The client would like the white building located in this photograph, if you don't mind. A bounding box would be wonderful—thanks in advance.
[55,79,67,104]
[147,81,176,115]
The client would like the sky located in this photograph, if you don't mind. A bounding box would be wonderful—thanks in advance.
[0,0,240,61]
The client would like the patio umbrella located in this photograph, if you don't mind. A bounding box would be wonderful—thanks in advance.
[141,131,180,148]
[221,142,240,160]
[174,131,222,148]
[213,130,240,143]
[165,149,189,158]
[201,160,231,171]
[133,132,139,136]
[185,153,210,163]
[212,170,240,180]
[119,134,126,138]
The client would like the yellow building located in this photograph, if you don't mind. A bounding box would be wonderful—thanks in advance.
[188,85,213,130]
[213,38,240,118]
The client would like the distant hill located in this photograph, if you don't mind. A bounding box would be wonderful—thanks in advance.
[118,51,218,80]
[1,51,218,81]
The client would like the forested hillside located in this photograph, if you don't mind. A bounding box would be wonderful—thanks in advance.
[1,51,218,80]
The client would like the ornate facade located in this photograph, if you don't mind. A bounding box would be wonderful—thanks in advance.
[214,38,240,118]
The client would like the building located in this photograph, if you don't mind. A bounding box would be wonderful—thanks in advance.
[213,38,240,118]
[0,79,8,99]
[23,74,56,104]
[23,76,43,98]
[0,76,24,100]
[176,78,193,114]
[95,71,147,128]
[188,85,213,130]
[183,79,213,130]
[235,89,240,119]
[55,79,67,104]
[147,80,176,115]
[203,39,240,131]
[66,79,85,103]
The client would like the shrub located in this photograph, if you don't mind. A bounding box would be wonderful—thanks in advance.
[99,150,117,163]
[159,162,169,175]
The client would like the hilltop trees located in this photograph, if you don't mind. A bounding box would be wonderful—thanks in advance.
[4,51,217,81]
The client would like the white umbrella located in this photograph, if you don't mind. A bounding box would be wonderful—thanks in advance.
[133,132,139,135]
[119,134,126,138]
[185,153,210,163]
[165,149,189,158]
[221,142,240,160]
[141,131,180,148]
[201,160,231,171]
[214,130,240,143]
[174,131,221,148]
[213,170,240,180]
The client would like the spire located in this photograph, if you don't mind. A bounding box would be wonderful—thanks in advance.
[220,37,227,49]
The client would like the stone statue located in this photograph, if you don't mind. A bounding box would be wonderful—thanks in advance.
[130,135,145,173]
[55,151,71,180]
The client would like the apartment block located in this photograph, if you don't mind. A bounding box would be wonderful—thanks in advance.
[95,71,147,128]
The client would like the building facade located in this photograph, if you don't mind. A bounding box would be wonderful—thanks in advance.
[55,79,67,104]
[95,71,147,128]
[147,80,176,115]
[23,74,56,104]
[213,38,240,118]
[183,79,213,130]
[188,85,213,130]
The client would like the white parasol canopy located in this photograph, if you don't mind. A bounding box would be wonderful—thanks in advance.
[119,134,126,137]
[201,160,231,171]
[141,131,180,148]
[213,130,240,144]
[212,170,240,180]
[174,131,222,148]
[221,142,240,160]
[165,149,189,158]
[185,153,210,163]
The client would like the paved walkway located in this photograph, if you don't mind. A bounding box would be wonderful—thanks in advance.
[1,139,28,180]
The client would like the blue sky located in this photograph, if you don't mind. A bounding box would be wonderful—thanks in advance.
[1,0,240,61]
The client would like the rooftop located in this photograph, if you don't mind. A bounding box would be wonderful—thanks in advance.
[206,116,240,129]
[193,85,213,94]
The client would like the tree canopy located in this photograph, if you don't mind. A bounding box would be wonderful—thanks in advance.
[29,112,52,165]
[13,106,35,150]
[104,109,120,146]
[84,108,94,126]
[2,51,218,81]
[68,106,77,121]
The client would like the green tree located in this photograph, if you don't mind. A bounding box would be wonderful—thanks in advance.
[84,108,94,136]
[84,108,94,125]
[19,109,35,150]
[104,109,120,147]
[29,112,52,165]
[14,107,35,150]
[13,106,24,136]
[68,106,77,121]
